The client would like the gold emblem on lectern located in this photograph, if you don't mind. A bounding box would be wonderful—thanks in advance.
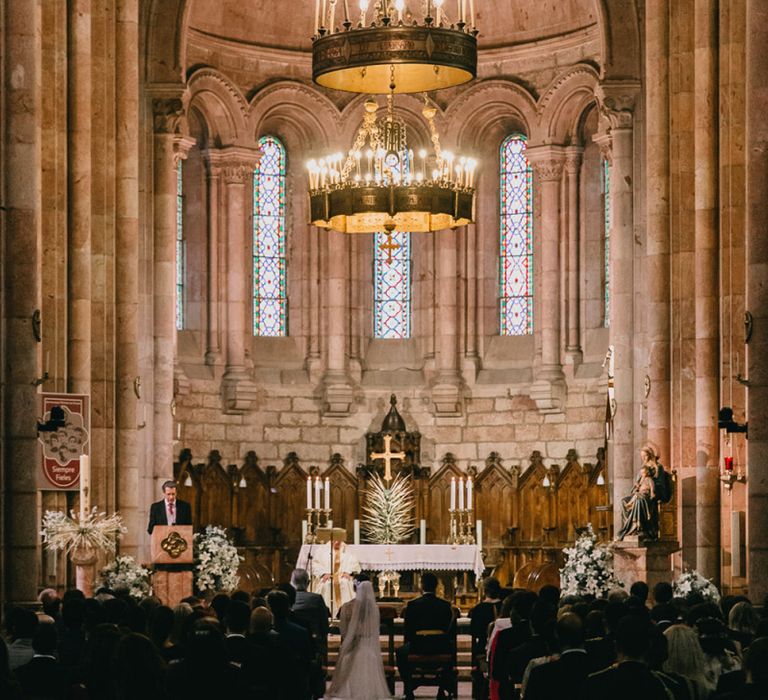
[161,530,188,559]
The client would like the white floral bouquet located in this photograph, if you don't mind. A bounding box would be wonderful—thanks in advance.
[98,555,152,599]
[194,525,243,593]
[673,569,721,603]
[41,508,126,556]
[560,523,622,597]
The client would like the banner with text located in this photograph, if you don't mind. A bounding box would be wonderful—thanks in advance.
[37,393,90,490]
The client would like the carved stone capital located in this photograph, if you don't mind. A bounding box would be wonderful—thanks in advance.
[592,131,613,165]
[431,373,464,418]
[207,147,261,184]
[322,373,356,417]
[564,146,583,174]
[153,97,185,135]
[526,145,566,182]
[595,79,641,131]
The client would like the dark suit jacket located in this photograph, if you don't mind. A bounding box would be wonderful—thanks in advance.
[292,589,330,652]
[403,592,454,650]
[582,660,672,700]
[147,499,192,534]
[15,656,70,700]
[526,649,592,700]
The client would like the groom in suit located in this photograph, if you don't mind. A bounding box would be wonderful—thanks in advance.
[147,480,192,534]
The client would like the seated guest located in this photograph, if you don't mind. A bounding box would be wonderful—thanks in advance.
[223,600,252,666]
[0,638,22,700]
[266,590,312,700]
[6,608,38,671]
[581,615,671,700]
[662,623,713,698]
[38,589,61,622]
[470,577,504,654]
[653,581,674,606]
[397,572,455,700]
[245,607,289,699]
[714,636,768,700]
[14,622,69,700]
[727,602,758,651]
[112,632,167,700]
[57,597,87,671]
[630,580,650,606]
[505,600,556,691]
[147,605,175,660]
[81,623,124,698]
[490,591,537,699]
[697,616,742,691]
[525,613,590,700]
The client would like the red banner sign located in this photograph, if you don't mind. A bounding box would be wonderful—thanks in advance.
[37,393,90,490]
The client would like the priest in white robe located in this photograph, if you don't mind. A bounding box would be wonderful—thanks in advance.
[312,540,361,617]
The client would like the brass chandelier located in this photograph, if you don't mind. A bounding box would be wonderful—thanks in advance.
[308,0,480,252]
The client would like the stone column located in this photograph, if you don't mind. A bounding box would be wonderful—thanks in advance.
[694,0,720,580]
[746,0,768,604]
[322,228,354,416]
[565,147,583,361]
[203,156,221,365]
[3,0,42,604]
[462,223,480,382]
[151,97,190,482]
[432,230,462,416]
[645,0,672,476]
[210,147,260,413]
[526,146,566,413]
[115,0,142,556]
[595,82,640,531]
[67,0,91,395]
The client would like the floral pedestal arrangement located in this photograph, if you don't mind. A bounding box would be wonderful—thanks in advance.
[194,525,243,595]
[560,524,623,597]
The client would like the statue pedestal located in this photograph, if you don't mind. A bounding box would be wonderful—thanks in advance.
[612,538,679,590]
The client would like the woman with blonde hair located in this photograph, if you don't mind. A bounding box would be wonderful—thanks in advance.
[664,623,714,698]
[727,601,758,650]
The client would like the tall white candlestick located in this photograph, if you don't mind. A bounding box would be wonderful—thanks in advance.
[450,477,456,510]
[328,518,333,530]
[324,477,330,510]
[314,0,320,34]
[354,519,360,544]
[467,477,473,510]
[476,519,482,549]
[469,0,475,26]
[314,476,322,510]
[420,519,426,545]
[79,454,90,520]
[458,477,465,510]
[306,477,312,509]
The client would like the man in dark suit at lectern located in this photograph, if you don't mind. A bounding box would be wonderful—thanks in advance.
[147,480,192,534]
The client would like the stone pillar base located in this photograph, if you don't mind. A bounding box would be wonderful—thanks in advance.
[612,538,679,590]
[322,375,355,417]
[530,376,566,414]
[431,378,463,418]
[221,369,258,413]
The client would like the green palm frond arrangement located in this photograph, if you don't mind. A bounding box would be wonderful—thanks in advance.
[362,472,415,544]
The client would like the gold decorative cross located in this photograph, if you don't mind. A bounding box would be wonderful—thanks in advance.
[370,433,406,483]
[378,233,400,265]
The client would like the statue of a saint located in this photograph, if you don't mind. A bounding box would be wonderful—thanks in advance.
[616,445,667,541]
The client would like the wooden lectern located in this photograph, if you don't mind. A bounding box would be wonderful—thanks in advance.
[151,525,194,605]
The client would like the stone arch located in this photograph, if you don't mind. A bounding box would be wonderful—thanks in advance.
[595,0,641,81]
[445,80,538,150]
[538,64,600,145]
[187,68,250,147]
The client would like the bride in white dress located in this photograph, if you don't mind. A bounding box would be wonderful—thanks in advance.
[326,580,392,700]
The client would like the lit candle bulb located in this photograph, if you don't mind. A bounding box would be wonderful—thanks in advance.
[395,0,404,22]
[359,0,368,24]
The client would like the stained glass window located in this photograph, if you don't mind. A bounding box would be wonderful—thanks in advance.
[602,158,611,328]
[499,134,533,336]
[374,153,411,339]
[253,135,287,336]
[176,159,184,331]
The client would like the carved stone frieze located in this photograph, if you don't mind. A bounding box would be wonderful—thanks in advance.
[526,146,566,182]
[207,147,261,184]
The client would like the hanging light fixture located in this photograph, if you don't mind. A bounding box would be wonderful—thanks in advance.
[308,1,480,258]
[312,0,478,95]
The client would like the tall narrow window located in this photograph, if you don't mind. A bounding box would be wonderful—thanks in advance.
[176,159,184,331]
[374,230,412,338]
[602,158,611,327]
[499,134,533,336]
[374,153,411,339]
[253,135,287,336]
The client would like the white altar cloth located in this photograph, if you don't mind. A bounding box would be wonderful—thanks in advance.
[297,543,485,578]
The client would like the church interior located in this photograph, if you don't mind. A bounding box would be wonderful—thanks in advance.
[2,0,768,678]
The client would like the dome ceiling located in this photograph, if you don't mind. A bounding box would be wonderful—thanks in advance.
[188,0,598,53]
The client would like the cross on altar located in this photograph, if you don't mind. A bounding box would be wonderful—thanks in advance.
[370,434,406,483]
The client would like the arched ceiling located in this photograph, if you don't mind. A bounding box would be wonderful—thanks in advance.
[188,0,598,53]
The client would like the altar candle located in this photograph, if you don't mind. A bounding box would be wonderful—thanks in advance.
[306,477,312,509]
[450,477,456,511]
[467,476,473,510]
[314,476,322,510]
[476,519,482,549]
[328,518,333,529]
[324,477,330,510]
[302,519,308,542]
[458,477,465,510]
[79,454,90,520]
[420,519,426,545]
[354,519,360,544]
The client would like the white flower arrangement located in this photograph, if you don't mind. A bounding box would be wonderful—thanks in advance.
[560,523,622,597]
[41,508,126,556]
[98,555,152,599]
[673,569,721,603]
[194,525,243,593]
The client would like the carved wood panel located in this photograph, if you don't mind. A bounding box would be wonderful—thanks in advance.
[197,451,232,529]
[555,451,590,543]
[474,453,518,547]
[272,454,308,548]
[325,454,358,543]
[234,451,270,545]
[517,452,554,545]
[427,454,464,544]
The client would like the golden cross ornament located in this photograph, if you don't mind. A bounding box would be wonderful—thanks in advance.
[378,233,400,265]
[370,433,406,483]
